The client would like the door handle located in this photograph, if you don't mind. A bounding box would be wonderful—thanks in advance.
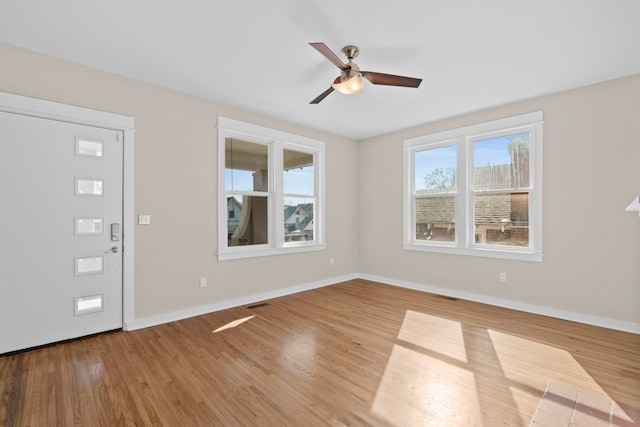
[104,246,119,254]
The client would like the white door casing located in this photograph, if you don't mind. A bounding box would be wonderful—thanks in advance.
[0,93,134,353]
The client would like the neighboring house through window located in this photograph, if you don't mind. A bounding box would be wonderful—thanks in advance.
[403,111,543,261]
[218,117,325,260]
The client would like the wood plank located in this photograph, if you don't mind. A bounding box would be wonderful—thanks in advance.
[0,279,638,426]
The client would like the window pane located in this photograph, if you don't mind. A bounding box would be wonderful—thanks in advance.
[76,138,104,157]
[415,196,456,242]
[474,132,530,190]
[415,145,457,193]
[227,195,268,246]
[225,138,269,191]
[75,256,104,275]
[75,217,104,235]
[283,149,314,195]
[284,197,314,242]
[76,178,103,196]
[474,192,529,247]
[75,294,104,315]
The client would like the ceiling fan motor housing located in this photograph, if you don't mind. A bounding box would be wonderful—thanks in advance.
[340,61,361,82]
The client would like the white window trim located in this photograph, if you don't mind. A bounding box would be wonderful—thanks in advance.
[217,117,326,261]
[403,111,543,262]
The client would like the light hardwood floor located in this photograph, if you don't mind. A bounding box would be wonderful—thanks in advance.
[1,279,639,426]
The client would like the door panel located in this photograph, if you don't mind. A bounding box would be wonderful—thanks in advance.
[0,112,123,354]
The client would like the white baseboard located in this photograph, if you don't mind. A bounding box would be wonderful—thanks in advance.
[124,272,639,335]
[359,273,640,335]
[123,273,359,331]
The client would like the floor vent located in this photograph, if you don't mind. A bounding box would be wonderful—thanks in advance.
[435,294,459,301]
[246,302,269,309]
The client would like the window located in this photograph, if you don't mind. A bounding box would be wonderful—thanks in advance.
[404,111,543,261]
[218,117,325,260]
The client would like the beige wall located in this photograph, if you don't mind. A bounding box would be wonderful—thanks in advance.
[2,42,638,327]
[0,43,359,319]
[359,73,640,325]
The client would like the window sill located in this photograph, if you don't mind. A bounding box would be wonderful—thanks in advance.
[403,243,543,262]
[218,243,326,261]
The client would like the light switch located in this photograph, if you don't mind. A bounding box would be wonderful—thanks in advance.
[138,214,151,225]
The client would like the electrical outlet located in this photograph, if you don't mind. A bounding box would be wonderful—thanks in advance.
[499,272,507,282]
[199,277,207,288]
[330,257,335,266]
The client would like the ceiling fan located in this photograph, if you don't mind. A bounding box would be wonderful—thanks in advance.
[309,42,423,104]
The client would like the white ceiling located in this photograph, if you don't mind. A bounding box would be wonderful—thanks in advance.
[1,0,639,140]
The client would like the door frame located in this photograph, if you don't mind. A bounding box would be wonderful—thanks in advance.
[0,91,135,329]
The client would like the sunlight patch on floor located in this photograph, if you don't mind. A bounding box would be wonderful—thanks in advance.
[397,310,468,363]
[487,329,606,397]
[212,315,256,333]
[371,344,482,426]
[369,309,628,426]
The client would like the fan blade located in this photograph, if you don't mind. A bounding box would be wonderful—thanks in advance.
[309,42,350,70]
[361,71,422,88]
[310,87,334,104]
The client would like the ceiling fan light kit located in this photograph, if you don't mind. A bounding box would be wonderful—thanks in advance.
[309,42,422,104]
[332,65,364,95]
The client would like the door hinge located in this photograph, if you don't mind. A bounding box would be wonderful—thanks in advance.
[116,132,123,143]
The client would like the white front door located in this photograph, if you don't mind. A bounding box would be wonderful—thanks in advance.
[0,111,124,354]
